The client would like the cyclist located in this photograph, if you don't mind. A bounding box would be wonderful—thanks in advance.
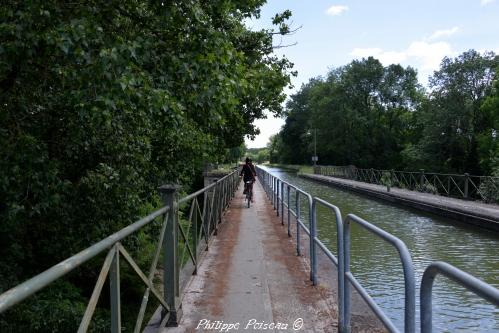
[240,157,256,201]
[248,158,256,177]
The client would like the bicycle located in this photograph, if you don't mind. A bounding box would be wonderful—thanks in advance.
[245,181,253,208]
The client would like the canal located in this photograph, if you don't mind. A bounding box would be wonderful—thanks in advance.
[263,167,499,332]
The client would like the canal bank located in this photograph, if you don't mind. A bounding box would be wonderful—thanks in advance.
[301,173,499,231]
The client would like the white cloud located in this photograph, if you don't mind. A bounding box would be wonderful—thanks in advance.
[326,5,349,16]
[428,26,459,41]
[349,40,456,84]
[407,41,455,70]
[481,0,496,6]
[350,48,407,65]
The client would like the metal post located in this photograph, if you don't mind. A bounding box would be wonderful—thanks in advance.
[310,199,317,285]
[420,169,425,190]
[193,199,198,275]
[296,191,301,256]
[202,191,209,250]
[313,128,317,167]
[213,183,219,235]
[158,184,182,326]
[287,185,291,237]
[276,179,280,217]
[344,219,351,333]
[464,173,469,199]
[281,181,284,225]
[110,245,121,333]
[272,177,277,210]
[220,181,224,222]
[447,176,451,197]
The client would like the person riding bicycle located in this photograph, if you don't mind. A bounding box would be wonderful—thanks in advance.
[248,158,256,177]
[240,157,256,200]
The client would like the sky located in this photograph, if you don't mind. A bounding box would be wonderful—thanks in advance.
[244,0,499,148]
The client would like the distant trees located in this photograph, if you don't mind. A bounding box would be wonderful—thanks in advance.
[407,50,498,173]
[276,50,499,175]
[278,57,423,168]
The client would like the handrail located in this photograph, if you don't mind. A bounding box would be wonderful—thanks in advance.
[312,197,345,332]
[0,205,169,313]
[344,214,415,333]
[0,168,241,332]
[420,261,499,333]
[315,165,499,202]
[258,165,499,333]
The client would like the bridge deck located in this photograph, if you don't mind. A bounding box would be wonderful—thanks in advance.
[160,181,337,332]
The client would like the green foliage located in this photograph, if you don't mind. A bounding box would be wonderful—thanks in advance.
[274,50,499,178]
[246,147,270,164]
[0,1,293,331]
[478,158,499,202]
[0,280,109,333]
[380,172,394,187]
[416,50,499,174]
[417,182,438,194]
[277,58,422,168]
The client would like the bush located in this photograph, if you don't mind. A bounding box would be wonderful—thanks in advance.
[479,175,499,203]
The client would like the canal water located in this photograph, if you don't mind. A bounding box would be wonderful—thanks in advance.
[263,167,499,332]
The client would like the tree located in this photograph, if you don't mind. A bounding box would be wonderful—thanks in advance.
[478,68,499,173]
[414,50,498,173]
[267,134,283,163]
[0,1,294,331]
[278,58,422,168]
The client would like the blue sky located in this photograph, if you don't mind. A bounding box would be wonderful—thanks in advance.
[245,0,499,148]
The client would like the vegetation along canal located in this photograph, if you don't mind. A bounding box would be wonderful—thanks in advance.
[264,167,499,332]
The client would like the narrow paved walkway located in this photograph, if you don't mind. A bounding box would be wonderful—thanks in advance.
[302,173,499,229]
[163,181,338,332]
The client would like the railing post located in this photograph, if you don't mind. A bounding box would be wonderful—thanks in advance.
[464,173,469,199]
[272,177,277,210]
[310,199,317,285]
[193,199,198,275]
[110,244,121,333]
[287,184,291,237]
[202,191,209,250]
[344,218,351,333]
[158,184,182,326]
[281,181,285,225]
[276,179,280,216]
[296,191,301,256]
[420,169,425,190]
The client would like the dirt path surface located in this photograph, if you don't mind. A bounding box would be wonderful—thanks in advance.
[160,181,340,333]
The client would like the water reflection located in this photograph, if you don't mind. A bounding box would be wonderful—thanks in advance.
[263,167,499,332]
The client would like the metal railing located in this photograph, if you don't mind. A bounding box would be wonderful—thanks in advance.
[420,261,499,332]
[315,165,499,202]
[0,169,240,332]
[344,214,415,333]
[258,166,499,333]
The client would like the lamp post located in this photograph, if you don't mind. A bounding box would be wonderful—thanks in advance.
[314,129,317,166]
[310,128,318,166]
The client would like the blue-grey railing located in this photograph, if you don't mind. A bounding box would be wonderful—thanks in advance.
[420,261,499,332]
[344,214,415,333]
[257,166,499,333]
[0,169,240,332]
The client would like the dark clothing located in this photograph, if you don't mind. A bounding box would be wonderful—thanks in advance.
[240,164,255,182]
[248,162,256,176]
